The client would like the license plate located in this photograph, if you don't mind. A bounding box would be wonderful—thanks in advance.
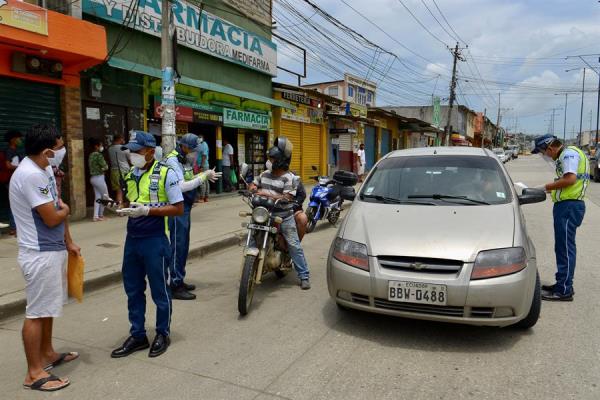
[388,281,447,305]
[248,223,271,232]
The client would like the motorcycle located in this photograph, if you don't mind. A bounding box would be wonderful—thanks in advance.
[305,167,357,233]
[237,190,295,316]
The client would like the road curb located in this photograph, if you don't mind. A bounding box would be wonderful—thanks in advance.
[0,231,246,321]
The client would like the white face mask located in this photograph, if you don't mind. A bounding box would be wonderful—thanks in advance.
[99,146,104,152]
[265,160,272,171]
[49,147,66,167]
[186,151,197,165]
[130,152,148,168]
[154,146,163,161]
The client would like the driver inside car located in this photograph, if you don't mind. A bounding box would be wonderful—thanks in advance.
[247,137,311,290]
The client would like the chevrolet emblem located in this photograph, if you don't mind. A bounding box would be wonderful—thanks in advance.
[411,262,426,270]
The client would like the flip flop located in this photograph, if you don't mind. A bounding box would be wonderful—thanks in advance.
[43,352,79,371]
[23,375,70,392]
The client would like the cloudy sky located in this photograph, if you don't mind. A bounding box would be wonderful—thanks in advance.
[272,0,600,137]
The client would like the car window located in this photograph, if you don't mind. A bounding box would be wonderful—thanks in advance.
[361,155,512,205]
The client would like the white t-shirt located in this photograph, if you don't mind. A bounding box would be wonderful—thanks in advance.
[222,144,234,167]
[9,157,65,251]
[357,149,366,164]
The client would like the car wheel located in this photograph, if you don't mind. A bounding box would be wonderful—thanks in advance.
[513,271,541,329]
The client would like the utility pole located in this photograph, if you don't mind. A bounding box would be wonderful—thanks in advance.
[444,42,464,146]
[563,93,568,142]
[495,92,501,146]
[596,57,600,147]
[160,0,176,154]
[579,68,586,146]
[481,108,486,149]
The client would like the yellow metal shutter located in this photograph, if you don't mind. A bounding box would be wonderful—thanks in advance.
[302,123,321,181]
[281,119,302,174]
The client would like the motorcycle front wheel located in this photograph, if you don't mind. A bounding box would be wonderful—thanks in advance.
[306,206,318,233]
[238,255,258,316]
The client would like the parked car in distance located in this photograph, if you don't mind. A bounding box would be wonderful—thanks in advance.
[505,145,519,159]
[327,147,546,328]
[493,148,508,163]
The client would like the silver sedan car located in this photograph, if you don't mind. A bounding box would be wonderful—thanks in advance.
[327,147,546,328]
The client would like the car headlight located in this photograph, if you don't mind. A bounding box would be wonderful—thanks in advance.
[471,247,526,280]
[252,207,269,224]
[333,237,369,271]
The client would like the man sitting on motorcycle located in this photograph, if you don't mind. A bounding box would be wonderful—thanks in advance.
[248,137,311,290]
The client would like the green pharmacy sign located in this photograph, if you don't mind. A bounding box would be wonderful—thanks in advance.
[223,108,270,130]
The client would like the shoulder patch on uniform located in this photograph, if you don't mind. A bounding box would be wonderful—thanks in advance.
[38,185,50,195]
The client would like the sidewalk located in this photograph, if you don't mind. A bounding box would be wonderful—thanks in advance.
[0,192,250,319]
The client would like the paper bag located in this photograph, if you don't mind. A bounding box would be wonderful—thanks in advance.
[67,253,85,303]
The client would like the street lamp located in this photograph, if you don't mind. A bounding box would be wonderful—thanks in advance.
[566,67,586,146]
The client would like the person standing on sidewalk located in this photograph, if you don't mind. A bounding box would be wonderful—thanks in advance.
[222,138,234,192]
[111,131,183,359]
[195,135,210,202]
[88,138,109,222]
[108,134,130,206]
[164,133,221,300]
[5,130,25,234]
[10,124,81,392]
[356,143,366,182]
[532,134,589,301]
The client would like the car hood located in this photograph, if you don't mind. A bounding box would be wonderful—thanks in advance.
[342,201,516,263]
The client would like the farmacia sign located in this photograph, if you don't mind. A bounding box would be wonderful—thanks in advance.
[83,0,277,76]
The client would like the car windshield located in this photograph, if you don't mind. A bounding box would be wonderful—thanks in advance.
[361,155,512,205]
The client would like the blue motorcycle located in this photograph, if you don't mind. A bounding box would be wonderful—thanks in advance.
[305,167,357,233]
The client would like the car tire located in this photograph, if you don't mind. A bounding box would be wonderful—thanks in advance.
[513,271,541,329]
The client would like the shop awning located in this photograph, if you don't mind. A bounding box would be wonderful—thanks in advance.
[108,57,294,110]
[0,8,107,86]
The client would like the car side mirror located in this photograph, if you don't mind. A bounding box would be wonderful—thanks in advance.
[518,188,546,205]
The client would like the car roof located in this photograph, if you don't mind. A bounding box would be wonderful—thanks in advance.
[386,146,495,158]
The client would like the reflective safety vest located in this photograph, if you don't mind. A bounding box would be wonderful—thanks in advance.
[165,150,196,205]
[552,145,590,202]
[124,160,171,233]
[165,150,194,181]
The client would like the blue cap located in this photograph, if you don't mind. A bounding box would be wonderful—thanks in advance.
[531,134,557,154]
[123,130,156,152]
[177,133,201,152]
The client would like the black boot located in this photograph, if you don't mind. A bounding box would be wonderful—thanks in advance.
[149,334,170,358]
[111,336,149,358]
[172,286,196,300]
[183,282,196,291]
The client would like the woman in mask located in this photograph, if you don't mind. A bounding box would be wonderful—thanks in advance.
[49,134,67,199]
[88,138,109,222]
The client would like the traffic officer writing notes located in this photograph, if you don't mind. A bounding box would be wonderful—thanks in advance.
[111,131,184,358]
[164,133,221,300]
[532,134,589,301]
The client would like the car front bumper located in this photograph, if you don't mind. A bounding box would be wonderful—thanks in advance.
[327,256,536,327]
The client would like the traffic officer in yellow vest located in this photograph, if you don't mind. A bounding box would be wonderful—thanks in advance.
[164,133,221,300]
[111,131,183,358]
[532,134,589,301]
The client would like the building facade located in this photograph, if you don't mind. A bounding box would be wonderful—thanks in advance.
[79,0,288,209]
[0,0,107,220]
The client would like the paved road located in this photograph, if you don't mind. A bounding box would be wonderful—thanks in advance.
[1,156,599,399]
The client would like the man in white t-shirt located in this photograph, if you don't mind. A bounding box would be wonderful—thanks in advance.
[356,143,366,182]
[222,138,235,192]
[10,124,81,392]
